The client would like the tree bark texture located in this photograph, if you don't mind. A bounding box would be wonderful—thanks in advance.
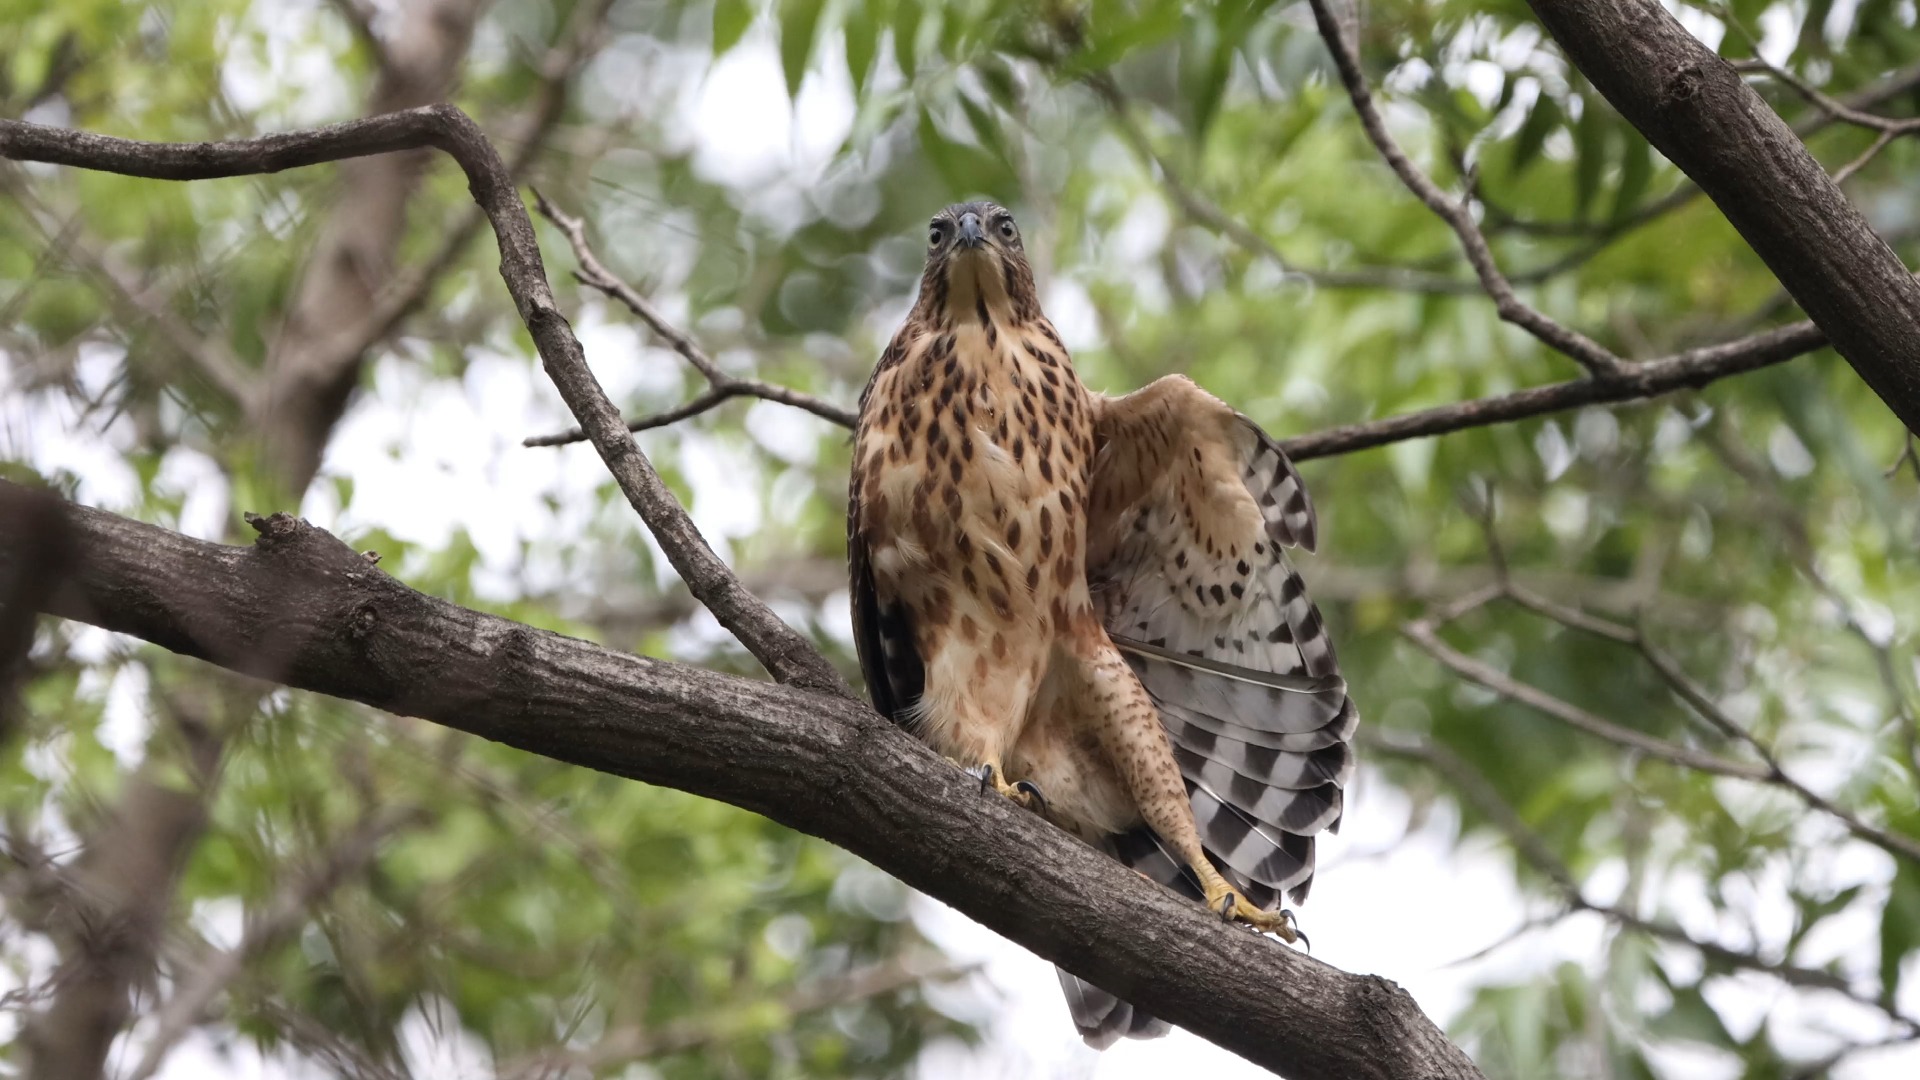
[0,482,1486,1080]
[1526,0,1920,435]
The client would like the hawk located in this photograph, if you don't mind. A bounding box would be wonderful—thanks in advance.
[847,202,1357,1047]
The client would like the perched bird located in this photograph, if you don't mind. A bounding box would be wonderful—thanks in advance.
[847,202,1357,1048]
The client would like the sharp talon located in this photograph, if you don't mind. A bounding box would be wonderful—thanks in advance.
[1014,779,1047,812]
[1216,894,1234,920]
[978,762,994,794]
[1295,928,1312,952]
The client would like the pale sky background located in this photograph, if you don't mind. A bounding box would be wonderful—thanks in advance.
[3,2,1918,1077]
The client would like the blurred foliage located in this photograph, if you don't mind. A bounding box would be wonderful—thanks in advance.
[4,0,1920,1077]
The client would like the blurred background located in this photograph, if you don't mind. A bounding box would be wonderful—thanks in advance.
[3,0,1918,1077]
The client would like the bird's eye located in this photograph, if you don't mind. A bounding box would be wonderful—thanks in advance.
[928,224,945,247]
[997,218,1018,240]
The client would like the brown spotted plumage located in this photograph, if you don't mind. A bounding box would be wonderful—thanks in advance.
[848,203,1356,1049]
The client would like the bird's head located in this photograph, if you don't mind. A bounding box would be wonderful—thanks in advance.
[914,201,1038,326]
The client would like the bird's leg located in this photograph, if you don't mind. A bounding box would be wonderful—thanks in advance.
[1191,861,1300,943]
[1080,641,1300,940]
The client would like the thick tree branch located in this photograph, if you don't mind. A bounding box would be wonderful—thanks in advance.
[1525,0,1920,433]
[0,106,845,694]
[0,485,1485,1080]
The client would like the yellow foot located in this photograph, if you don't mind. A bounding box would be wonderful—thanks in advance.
[1200,873,1302,945]
[949,758,1046,812]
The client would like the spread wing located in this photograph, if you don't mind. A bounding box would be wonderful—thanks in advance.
[1088,375,1357,906]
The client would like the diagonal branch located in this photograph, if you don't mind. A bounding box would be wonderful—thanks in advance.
[1086,75,1479,296]
[122,804,425,1080]
[523,193,855,448]
[0,106,846,694]
[1305,0,1625,377]
[1365,729,1909,1022]
[497,957,975,1078]
[0,484,1486,1080]
[1400,618,1772,781]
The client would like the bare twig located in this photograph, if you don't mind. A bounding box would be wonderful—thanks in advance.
[1304,0,1625,377]
[1087,77,1479,296]
[1401,617,1771,780]
[497,957,974,1078]
[1366,729,1913,1029]
[1,180,257,407]
[529,307,1822,461]
[523,192,856,447]
[123,804,424,1080]
[1411,562,1920,869]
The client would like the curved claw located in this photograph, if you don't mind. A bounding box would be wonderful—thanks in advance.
[967,762,995,794]
[1014,779,1047,813]
[1275,909,1309,951]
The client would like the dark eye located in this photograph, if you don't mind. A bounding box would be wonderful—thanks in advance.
[928,223,945,246]
[997,218,1018,240]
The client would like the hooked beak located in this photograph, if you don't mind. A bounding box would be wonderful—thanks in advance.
[957,212,986,249]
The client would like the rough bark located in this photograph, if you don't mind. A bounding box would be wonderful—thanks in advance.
[1526,0,1920,435]
[0,484,1487,1080]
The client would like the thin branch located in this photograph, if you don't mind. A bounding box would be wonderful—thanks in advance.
[123,804,423,1080]
[522,193,856,447]
[1400,618,1772,780]
[1279,320,1825,461]
[1737,55,1920,138]
[0,107,846,694]
[1633,624,1920,866]
[1417,567,1920,869]
[497,957,975,1078]
[534,308,1822,461]
[1305,0,1625,377]
[2,179,257,407]
[1364,730,1904,1015]
[1087,77,1479,296]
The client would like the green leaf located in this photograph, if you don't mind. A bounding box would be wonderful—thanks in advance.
[1610,134,1653,222]
[1882,856,1920,1001]
[712,0,753,56]
[1573,97,1609,220]
[843,0,882,97]
[958,90,1009,167]
[1509,92,1560,177]
[1649,983,1734,1046]
[891,0,922,80]
[778,0,824,98]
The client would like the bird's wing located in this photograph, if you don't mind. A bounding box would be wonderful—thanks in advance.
[1088,375,1357,904]
[847,359,926,728]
